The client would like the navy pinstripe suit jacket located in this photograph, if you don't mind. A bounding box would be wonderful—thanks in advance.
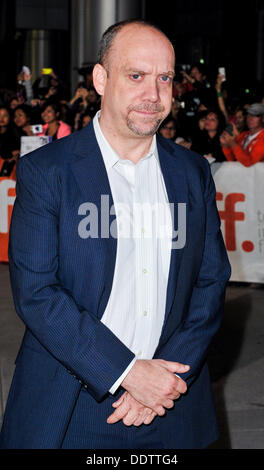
[0,122,231,448]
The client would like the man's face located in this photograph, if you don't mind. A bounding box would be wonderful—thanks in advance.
[246,114,264,132]
[94,25,175,139]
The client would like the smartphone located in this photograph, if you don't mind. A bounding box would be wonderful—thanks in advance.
[225,123,233,136]
[42,68,53,75]
[31,124,43,134]
[22,65,31,75]
[218,67,226,81]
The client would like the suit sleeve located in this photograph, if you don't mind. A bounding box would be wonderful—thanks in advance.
[8,155,135,401]
[155,163,231,384]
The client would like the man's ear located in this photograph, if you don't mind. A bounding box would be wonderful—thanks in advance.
[93,63,107,97]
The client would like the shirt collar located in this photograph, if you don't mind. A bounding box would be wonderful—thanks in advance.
[93,110,158,170]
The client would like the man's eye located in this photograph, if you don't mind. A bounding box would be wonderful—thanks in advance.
[130,74,142,80]
[160,75,171,83]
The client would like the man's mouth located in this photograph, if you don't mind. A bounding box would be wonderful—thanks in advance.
[129,104,165,115]
[134,110,158,116]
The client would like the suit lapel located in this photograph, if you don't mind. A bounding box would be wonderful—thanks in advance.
[70,123,117,318]
[70,123,113,207]
[157,136,189,325]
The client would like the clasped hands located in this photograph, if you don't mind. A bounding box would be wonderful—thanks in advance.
[107,359,190,427]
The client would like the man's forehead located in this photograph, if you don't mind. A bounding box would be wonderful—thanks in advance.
[108,26,175,71]
[111,24,174,57]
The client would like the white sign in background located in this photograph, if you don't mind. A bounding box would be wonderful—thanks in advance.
[0,179,16,233]
[1,161,264,282]
[20,136,51,157]
[213,162,264,282]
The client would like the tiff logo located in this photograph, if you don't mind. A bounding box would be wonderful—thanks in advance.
[0,179,16,233]
[216,192,254,252]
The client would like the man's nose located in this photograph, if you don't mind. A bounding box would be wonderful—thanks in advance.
[143,79,160,102]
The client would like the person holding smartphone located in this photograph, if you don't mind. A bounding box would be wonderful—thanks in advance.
[220,103,264,166]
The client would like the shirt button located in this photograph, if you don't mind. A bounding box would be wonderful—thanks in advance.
[137,350,142,356]
[142,268,148,274]
[142,310,148,316]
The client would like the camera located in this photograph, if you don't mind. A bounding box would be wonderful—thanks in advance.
[31,124,43,134]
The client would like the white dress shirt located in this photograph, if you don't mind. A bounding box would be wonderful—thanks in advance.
[93,111,172,393]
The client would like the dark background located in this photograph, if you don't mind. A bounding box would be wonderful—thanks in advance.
[0,0,263,103]
[146,0,263,102]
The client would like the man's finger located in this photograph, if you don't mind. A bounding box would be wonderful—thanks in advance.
[112,393,126,408]
[107,410,123,424]
[175,377,188,394]
[107,401,129,424]
[164,398,175,409]
[155,405,166,417]
[161,361,190,374]
[143,411,156,425]
[122,409,140,427]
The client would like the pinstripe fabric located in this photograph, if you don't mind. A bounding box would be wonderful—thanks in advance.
[0,122,231,449]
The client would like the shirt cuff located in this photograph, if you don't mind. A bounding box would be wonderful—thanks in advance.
[109,357,137,394]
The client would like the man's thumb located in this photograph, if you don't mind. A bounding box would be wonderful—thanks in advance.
[163,361,190,374]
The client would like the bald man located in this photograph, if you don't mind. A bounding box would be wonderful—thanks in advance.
[0,20,230,449]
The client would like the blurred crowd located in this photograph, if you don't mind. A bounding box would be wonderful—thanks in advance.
[159,63,264,167]
[0,65,99,178]
[0,62,264,179]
